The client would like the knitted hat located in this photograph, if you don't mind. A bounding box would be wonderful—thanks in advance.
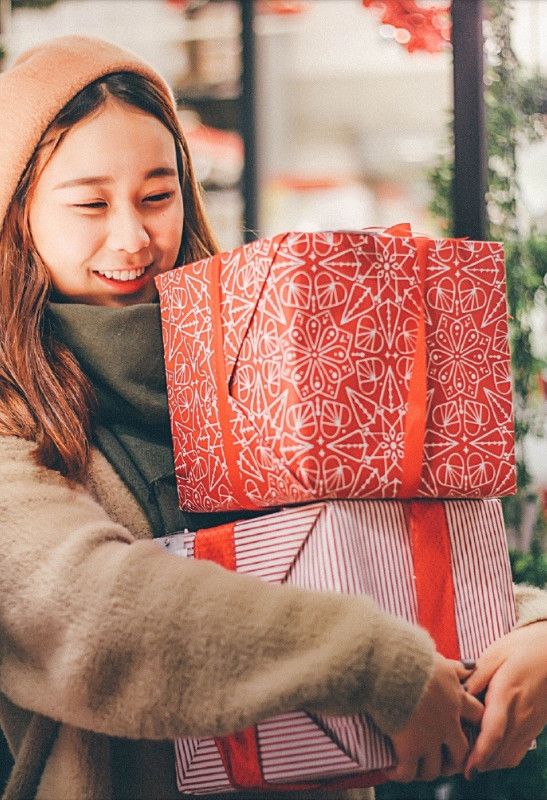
[0,35,180,229]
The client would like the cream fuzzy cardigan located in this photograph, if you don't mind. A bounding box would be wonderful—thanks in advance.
[0,435,434,800]
[1,435,546,800]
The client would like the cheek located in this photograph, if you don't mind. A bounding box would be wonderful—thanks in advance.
[158,206,184,262]
[30,200,98,268]
[28,200,51,264]
[37,219,99,268]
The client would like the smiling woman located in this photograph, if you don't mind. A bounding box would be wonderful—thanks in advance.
[0,42,217,481]
[28,99,184,306]
[0,33,546,800]
[0,34,476,800]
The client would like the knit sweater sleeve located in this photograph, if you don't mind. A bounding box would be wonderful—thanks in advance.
[514,582,547,627]
[0,435,435,741]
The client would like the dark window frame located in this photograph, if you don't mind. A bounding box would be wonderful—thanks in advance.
[452,0,488,239]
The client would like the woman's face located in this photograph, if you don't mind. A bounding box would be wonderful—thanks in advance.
[28,98,184,306]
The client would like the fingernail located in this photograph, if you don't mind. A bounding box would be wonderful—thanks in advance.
[461,659,476,670]
[467,767,479,782]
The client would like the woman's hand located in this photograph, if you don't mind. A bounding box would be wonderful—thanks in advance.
[464,620,547,780]
[386,654,483,783]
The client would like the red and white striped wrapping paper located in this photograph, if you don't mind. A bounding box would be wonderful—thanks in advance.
[162,498,516,794]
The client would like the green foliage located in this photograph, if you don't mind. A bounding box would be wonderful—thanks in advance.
[429,0,547,543]
[427,114,454,237]
[416,3,547,797]
[483,1,547,465]
[510,537,547,588]
[11,0,59,8]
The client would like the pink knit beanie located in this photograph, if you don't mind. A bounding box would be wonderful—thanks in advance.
[0,34,180,228]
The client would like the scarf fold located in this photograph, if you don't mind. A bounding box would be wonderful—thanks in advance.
[48,302,243,536]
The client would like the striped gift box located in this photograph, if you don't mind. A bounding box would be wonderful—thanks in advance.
[161,499,516,794]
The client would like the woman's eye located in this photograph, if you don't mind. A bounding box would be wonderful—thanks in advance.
[74,201,107,209]
[145,192,172,203]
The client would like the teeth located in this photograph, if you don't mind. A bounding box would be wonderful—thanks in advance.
[95,267,146,281]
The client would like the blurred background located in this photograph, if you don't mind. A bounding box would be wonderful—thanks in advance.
[0,1,546,798]
[1,0,544,251]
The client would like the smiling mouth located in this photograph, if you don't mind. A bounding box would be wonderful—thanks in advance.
[94,266,147,282]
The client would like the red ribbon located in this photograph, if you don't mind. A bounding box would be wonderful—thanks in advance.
[399,235,429,496]
[405,499,461,660]
[208,255,262,511]
[193,522,237,570]
[383,225,430,497]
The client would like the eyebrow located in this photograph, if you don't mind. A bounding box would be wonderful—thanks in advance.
[53,167,178,190]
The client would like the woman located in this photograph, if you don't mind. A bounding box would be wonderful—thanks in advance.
[0,34,544,800]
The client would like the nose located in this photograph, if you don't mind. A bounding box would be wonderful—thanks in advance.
[107,205,150,254]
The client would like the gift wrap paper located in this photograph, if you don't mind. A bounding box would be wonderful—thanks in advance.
[157,228,516,512]
[160,498,516,794]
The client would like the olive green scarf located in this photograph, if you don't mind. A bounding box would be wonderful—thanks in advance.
[48,302,242,537]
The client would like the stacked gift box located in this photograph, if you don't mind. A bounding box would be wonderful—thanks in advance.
[156,225,517,794]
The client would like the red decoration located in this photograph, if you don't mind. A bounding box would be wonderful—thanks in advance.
[256,1,310,14]
[165,0,190,9]
[362,0,452,53]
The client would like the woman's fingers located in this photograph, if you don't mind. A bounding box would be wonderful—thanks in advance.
[463,650,499,698]
[385,734,422,783]
[460,687,484,727]
[455,658,476,678]
[388,704,475,783]
[466,686,540,776]
[388,729,470,783]
[417,749,442,783]
[387,653,486,784]
[386,756,420,784]
[465,690,509,778]
[465,622,547,777]
[439,724,472,777]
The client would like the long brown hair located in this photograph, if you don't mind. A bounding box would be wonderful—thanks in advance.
[0,71,219,482]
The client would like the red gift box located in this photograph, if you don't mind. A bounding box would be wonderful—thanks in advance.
[156,227,516,513]
[160,498,516,794]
